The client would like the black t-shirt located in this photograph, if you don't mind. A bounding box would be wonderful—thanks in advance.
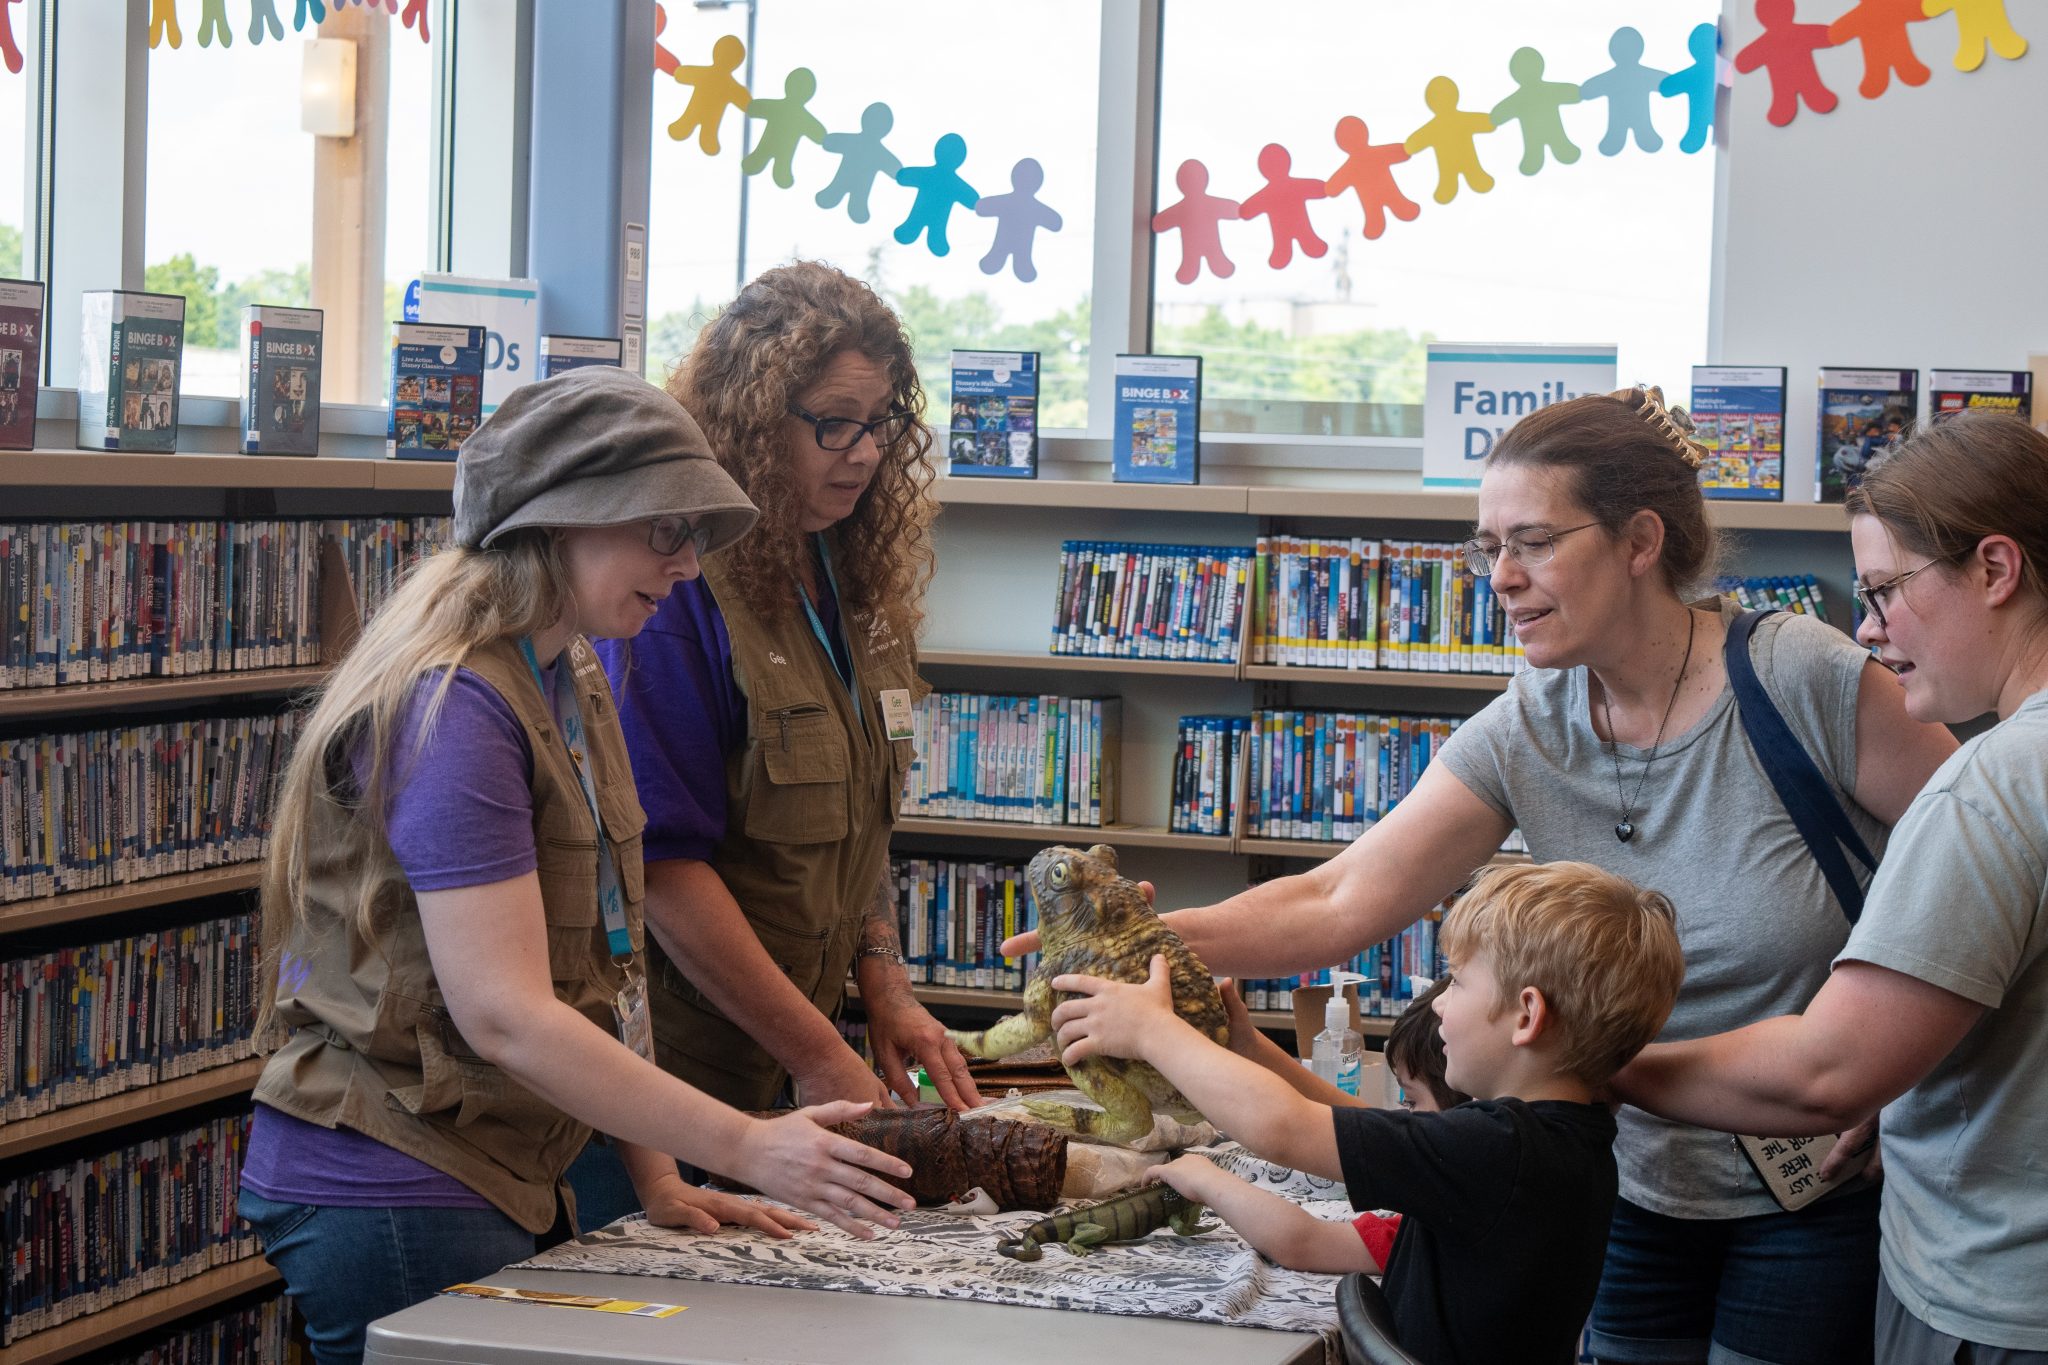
[1333,1098,1618,1365]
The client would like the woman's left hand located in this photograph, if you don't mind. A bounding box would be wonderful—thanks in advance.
[643,1177,818,1238]
[857,966,983,1111]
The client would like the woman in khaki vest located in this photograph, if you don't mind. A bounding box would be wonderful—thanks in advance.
[593,262,978,1139]
[241,366,916,1365]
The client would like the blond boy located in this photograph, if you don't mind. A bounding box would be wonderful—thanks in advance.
[1052,861,1684,1365]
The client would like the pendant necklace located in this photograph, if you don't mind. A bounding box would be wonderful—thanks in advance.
[1599,608,1696,843]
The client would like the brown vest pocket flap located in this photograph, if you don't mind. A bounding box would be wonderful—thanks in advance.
[745,709,850,844]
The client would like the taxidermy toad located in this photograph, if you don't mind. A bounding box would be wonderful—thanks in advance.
[947,844,1228,1144]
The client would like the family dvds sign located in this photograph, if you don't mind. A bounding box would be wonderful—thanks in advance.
[1422,343,1617,488]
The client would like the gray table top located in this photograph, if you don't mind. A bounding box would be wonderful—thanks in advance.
[363,1266,1325,1365]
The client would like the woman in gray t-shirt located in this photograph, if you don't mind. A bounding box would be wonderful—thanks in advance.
[1141,389,1958,1365]
[1616,411,2048,1362]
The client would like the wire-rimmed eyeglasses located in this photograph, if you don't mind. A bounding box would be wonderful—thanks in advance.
[1458,522,1602,577]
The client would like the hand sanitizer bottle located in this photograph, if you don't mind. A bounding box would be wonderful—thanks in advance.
[1312,995,1364,1097]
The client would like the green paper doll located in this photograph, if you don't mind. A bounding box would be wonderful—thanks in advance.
[1489,47,1582,175]
[668,35,752,156]
[196,0,231,48]
[1404,76,1496,205]
[816,103,902,224]
[741,68,826,189]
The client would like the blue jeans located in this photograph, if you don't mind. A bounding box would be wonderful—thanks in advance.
[238,1190,536,1365]
[1588,1190,1881,1365]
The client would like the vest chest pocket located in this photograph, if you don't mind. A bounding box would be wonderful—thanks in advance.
[744,702,850,845]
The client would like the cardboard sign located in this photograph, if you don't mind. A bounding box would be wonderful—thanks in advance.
[1423,343,1617,487]
[416,273,542,419]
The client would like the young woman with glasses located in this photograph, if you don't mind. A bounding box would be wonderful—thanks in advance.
[241,368,917,1365]
[1007,385,1957,1365]
[1615,409,2048,1361]
[584,263,979,1210]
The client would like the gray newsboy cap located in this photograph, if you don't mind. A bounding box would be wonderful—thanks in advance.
[452,364,758,551]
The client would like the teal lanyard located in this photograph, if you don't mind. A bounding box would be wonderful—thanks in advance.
[519,638,632,961]
[796,534,861,723]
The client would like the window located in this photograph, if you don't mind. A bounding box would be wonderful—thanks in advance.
[645,0,1099,426]
[1152,1,1714,438]
[143,15,434,402]
[0,16,26,286]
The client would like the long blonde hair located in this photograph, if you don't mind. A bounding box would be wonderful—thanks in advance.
[257,530,566,1035]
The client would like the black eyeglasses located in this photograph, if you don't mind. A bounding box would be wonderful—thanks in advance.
[787,403,915,453]
[1853,550,1965,631]
[1459,522,1602,576]
[647,514,712,558]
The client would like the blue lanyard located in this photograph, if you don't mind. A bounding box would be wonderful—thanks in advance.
[796,534,861,723]
[519,638,633,962]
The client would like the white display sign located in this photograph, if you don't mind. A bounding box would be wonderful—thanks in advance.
[1423,343,1618,488]
[417,273,542,419]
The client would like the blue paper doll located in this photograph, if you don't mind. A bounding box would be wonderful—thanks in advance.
[1489,47,1582,175]
[1579,27,1670,155]
[976,159,1063,282]
[197,0,231,47]
[294,0,327,30]
[816,103,902,224]
[248,0,283,43]
[1659,23,1720,154]
[741,68,827,189]
[894,134,979,258]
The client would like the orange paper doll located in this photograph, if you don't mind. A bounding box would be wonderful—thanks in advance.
[1921,0,2028,70]
[1734,0,1840,127]
[1404,76,1495,205]
[1239,144,1328,269]
[668,35,752,156]
[1829,0,1933,97]
[150,0,181,49]
[1152,160,1240,285]
[1325,116,1418,240]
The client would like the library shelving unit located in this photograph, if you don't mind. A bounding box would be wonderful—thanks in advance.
[0,449,447,1365]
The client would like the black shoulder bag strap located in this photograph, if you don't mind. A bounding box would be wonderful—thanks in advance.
[1724,609,1879,923]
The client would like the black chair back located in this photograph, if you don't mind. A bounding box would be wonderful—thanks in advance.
[1337,1273,1427,1365]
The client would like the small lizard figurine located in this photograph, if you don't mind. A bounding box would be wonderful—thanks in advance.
[997,1184,1213,1261]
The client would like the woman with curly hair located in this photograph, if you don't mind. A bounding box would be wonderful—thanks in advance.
[593,261,980,1142]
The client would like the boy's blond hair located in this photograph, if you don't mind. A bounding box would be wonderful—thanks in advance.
[1440,861,1684,1085]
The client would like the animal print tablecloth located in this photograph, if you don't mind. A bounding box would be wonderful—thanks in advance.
[516,1145,1349,1361]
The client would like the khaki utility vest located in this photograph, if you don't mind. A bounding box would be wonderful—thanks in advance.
[253,636,648,1235]
[646,547,924,1111]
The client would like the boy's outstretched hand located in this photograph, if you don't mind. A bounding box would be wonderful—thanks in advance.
[1050,953,1181,1067]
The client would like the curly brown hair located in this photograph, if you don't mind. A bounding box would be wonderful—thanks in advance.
[669,262,936,640]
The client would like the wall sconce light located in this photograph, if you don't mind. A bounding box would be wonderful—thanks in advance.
[300,38,358,139]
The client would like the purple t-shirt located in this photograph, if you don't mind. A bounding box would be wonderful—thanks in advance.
[596,578,745,862]
[243,662,550,1210]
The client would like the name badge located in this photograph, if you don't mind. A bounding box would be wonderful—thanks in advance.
[880,687,915,741]
[613,965,655,1062]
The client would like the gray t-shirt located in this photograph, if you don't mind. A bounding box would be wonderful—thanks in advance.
[1836,687,2048,1350]
[1438,600,1886,1218]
